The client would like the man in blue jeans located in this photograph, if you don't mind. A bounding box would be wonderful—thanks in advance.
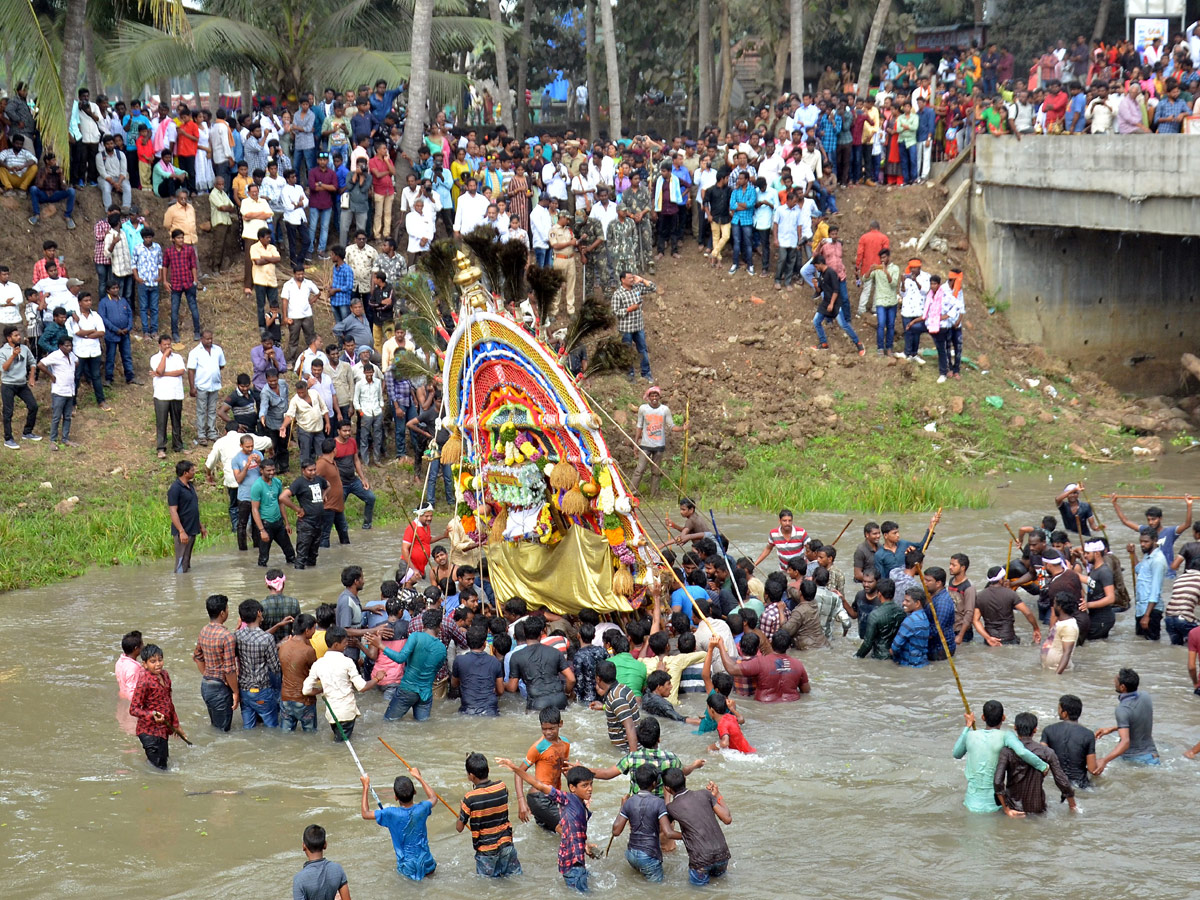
[377,607,446,721]
[611,764,675,882]
[98,280,139,384]
[194,593,239,732]
[233,598,281,728]
[132,227,163,338]
[811,254,864,355]
[728,170,756,275]
[610,271,656,382]
[28,152,76,229]
[662,767,732,886]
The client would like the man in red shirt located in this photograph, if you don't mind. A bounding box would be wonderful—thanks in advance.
[1041,81,1069,131]
[306,152,338,260]
[175,107,200,193]
[854,220,889,316]
[715,631,810,702]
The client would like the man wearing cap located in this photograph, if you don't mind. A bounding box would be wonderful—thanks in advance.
[549,209,579,319]
[1130,526,1168,641]
[1042,548,1088,645]
[1079,540,1118,641]
[306,152,338,260]
[1054,483,1097,537]
[972,566,1041,646]
[632,386,683,494]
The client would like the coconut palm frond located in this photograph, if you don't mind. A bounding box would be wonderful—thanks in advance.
[9,0,68,172]
[394,271,441,333]
[107,16,282,85]
[462,226,502,293]
[588,337,638,378]
[498,240,528,304]
[526,264,565,326]
[420,240,460,306]
[391,348,441,382]
[563,296,614,354]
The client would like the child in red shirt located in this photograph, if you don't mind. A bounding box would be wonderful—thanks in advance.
[128,643,183,769]
[706,693,756,754]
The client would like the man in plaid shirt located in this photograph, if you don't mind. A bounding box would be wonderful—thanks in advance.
[163,229,200,343]
[234,598,281,728]
[384,366,414,458]
[94,205,118,296]
[192,593,239,731]
[609,271,657,382]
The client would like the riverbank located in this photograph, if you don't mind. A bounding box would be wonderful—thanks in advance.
[0,183,1172,591]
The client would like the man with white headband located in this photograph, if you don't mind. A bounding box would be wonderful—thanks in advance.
[1054,482,1097,537]
[972,565,1041,646]
[1079,540,1117,641]
[1042,549,1088,645]
[401,504,447,585]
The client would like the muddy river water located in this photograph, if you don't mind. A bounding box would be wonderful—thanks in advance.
[2,463,1199,900]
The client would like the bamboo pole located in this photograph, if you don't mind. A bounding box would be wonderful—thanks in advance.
[830,518,854,547]
[377,737,458,818]
[914,562,974,729]
[680,399,690,495]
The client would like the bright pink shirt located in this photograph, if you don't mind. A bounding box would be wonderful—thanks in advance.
[115,655,143,700]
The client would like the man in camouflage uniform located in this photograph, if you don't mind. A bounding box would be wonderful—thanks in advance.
[607,206,640,279]
[578,212,609,301]
[621,171,655,275]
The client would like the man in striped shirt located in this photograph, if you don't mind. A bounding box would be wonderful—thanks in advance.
[1164,557,1200,646]
[457,753,521,878]
[754,508,808,570]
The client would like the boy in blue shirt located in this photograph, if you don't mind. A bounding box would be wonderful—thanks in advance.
[360,769,437,881]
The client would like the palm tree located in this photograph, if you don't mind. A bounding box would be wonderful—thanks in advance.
[404,0,434,160]
[716,0,731,131]
[106,0,495,116]
[514,0,532,140]
[486,0,514,133]
[856,0,890,99]
[789,0,804,94]
[697,0,712,127]
[597,0,620,139]
[584,0,598,139]
[4,0,184,176]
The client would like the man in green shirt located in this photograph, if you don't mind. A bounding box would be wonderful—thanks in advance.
[897,101,919,185]
[606,632,647,696]
[250,458,297,566]
[379,608,447,722]
[952,700,1048,813]
[867,247,901,355]
[855,579,905,660]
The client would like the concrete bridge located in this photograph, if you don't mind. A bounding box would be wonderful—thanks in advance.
[946,136,1199,392]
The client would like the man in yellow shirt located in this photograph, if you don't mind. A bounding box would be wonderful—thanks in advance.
[241,182,274,292]
[249,227,281,333]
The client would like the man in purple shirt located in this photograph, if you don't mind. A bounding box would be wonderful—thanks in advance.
[250,332,286,389]
[306,152,338,259]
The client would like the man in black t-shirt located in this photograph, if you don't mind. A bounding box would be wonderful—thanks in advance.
[1042,694,1098,788]
[505,616,574,711]
[452,627,504,715]
[279,460,327,569]
[219,373,261,432]
[167,459,206,573]
[1081,540,1117,640]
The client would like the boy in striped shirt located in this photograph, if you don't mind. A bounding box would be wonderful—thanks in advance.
[457,752,522,878]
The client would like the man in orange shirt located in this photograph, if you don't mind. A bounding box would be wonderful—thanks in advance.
[175,107,200,193]
[854,220,889,317]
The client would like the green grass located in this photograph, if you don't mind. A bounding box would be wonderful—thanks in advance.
[0,470,414,593]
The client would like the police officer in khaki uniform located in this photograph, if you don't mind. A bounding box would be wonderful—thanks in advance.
[549,208,579,319]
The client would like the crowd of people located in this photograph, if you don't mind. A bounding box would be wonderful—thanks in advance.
[112,476,1200,894]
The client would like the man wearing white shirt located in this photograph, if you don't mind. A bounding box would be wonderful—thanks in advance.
[570,161,598,220]
[529,194,553,267]
[294,333,330,379]
[541,152,569,203]
[757,144,785,188]
[187,329,226,445]
[353,364,385,466]
[279,170,309,271]
[36,335,78,446]
[0,267,25,334]
[772,191,804,291]
[205,419,274,534]
[34,265,79,323]
[67,292,109,409]
[150,334,186,457]
[210,110,233,183]
[406,197,436,257]
[796,95,820,131]
[598,146,617,187]
[453,179,490,238]
[589,191,618,239]
[280,265,319,361]
[398,173,422,218]
[260,163,289,259]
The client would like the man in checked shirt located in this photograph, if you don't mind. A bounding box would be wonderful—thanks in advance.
[193,593,240,732]
[609,270,658,383]
[235,598,282,728]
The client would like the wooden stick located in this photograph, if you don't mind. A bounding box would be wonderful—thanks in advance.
[921,508,942,552]
[680,399,690,495]
[1003,539,1013,587]
[321,696,381,808]
[169,722,193,746]
[604,833,616,857]
[377,737,458,818]
[1110,494,1192,501]
[1079,487,1106,532]
[830,518,854,547]
[1003,522,1020,544]
[915,562,974,729]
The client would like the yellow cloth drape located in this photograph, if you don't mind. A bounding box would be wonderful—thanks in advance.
[488,527,632,615]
